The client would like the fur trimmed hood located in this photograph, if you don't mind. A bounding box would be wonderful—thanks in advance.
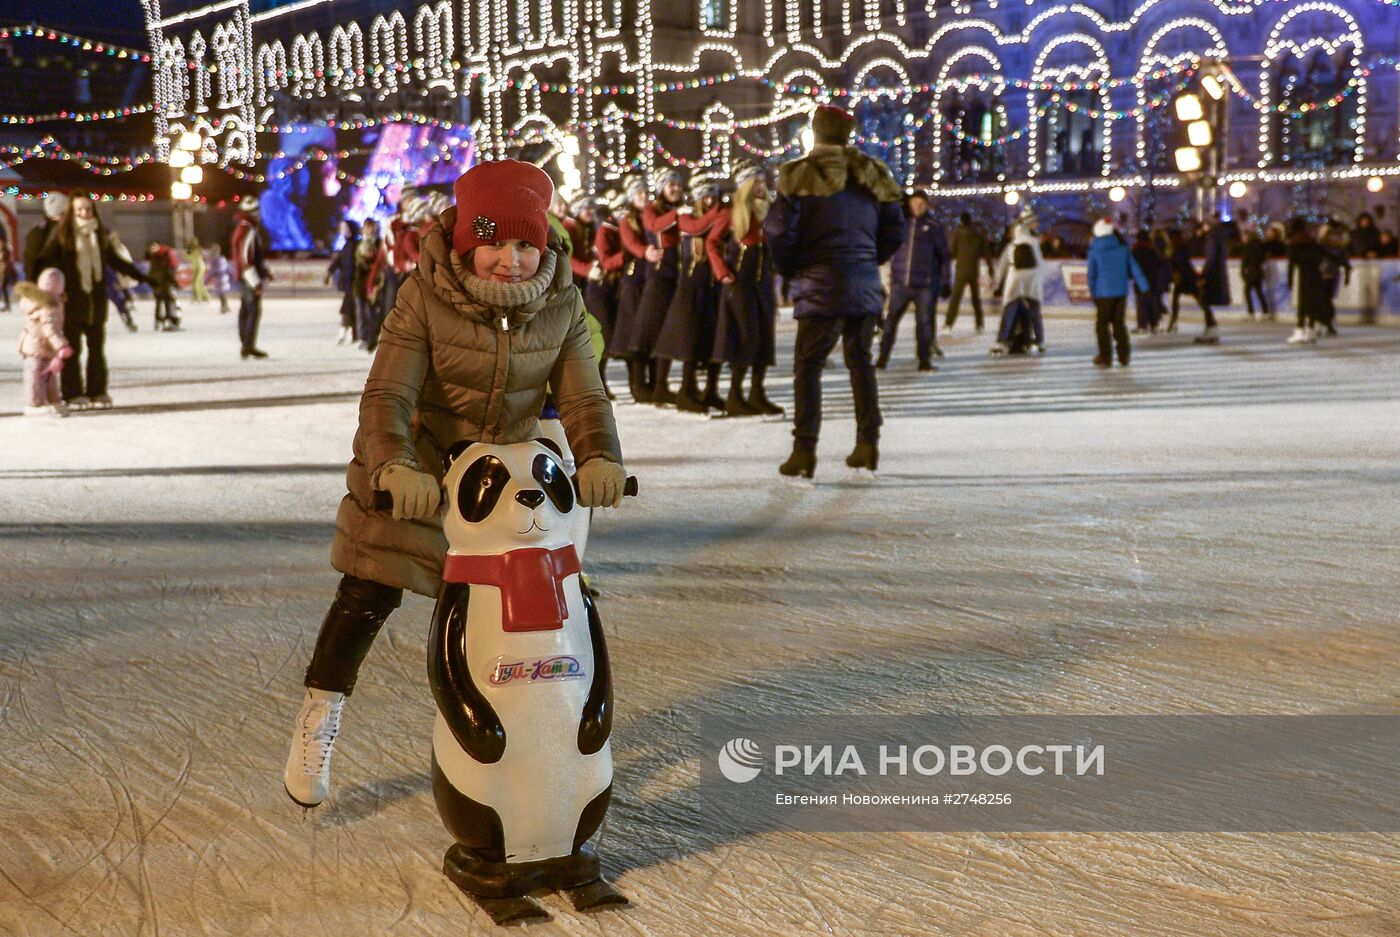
[777,144,902,203]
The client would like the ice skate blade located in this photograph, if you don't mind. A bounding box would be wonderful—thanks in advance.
[782,475,816,489]
[471,894,552,926]
[848,468,878,482]
[564,878,630,912]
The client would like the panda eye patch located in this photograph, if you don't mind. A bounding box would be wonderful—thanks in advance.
[457,455,512,523]
[532,454,575,514]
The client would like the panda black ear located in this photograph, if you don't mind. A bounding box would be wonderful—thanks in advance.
[443,440,474,470]
[534,437,564,460]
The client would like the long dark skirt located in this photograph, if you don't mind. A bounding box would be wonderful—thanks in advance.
[654,247,720,362]
[605,259,646,358]
[585,276,620,348]
[627,245,679,358]
[713,241,776,368]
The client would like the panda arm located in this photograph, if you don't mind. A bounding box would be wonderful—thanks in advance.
[428,582,507,763]
[550,293,623,468]
[361,274,433,486]
[577,591,613,756]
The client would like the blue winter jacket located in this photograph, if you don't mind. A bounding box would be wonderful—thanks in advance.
[765,145,906,319]
[889,213,950,291]
[1087,234,1149,299]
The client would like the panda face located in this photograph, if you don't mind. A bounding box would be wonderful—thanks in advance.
[441,441,576,554]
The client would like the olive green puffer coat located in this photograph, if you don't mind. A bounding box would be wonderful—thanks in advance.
[330,207,622,597]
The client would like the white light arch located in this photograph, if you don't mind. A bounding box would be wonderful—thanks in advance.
[370,12,409,96]
[933,45,1006,183]
[1259,2,1365,167]
[1028,33,1113,179]
[701,101,736,173]
[329,23,364,94]
[1134,18,1228,167]
[291,33,325,98]
[414,2,455,85]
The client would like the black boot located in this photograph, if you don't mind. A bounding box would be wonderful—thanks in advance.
[651,358,677,407]
[701,364,725,411]
[746,366,784,416]
[846,441,879,472]
[627,359,652,404]
[779,443,817,479]
[675,363,707,412]
[598,357,616,401]
[917,359,937,372]
[723,366,759,416]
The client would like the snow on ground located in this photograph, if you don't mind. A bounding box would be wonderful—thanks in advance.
[0,296,1397,936]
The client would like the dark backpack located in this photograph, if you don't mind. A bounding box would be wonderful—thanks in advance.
[1012,242,1037,270]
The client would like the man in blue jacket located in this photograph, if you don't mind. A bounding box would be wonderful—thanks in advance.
[1086,217,1149,367]
[878,190,949,371]
[765,104,905,477]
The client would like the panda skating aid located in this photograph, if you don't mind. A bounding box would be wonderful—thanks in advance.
[417,439,636,925]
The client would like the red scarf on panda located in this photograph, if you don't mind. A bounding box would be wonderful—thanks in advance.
[442,546,582,632]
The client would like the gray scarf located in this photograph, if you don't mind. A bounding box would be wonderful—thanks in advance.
[450,248,557,311]
[74,217,102,294]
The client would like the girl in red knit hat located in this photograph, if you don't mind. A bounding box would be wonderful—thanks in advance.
[283,159,627,809]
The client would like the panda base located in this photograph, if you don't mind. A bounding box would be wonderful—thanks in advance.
[426,439,627,923]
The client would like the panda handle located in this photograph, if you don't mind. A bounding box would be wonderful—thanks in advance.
[370,477,637,513]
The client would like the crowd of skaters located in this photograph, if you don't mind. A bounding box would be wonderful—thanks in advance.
[5,104,1396,436]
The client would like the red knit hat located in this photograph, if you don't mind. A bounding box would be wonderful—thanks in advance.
[452,159,555,256]
[812,104,857,144]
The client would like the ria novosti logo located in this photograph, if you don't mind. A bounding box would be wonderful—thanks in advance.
[717,738,764,783]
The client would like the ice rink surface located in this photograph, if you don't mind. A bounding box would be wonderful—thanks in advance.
[1,297,1397,936]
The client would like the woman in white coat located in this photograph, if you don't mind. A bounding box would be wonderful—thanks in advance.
[990,218,1046,355]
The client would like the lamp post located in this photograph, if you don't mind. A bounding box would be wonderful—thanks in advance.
[168,128,201,246]
[1173,63,1231,222]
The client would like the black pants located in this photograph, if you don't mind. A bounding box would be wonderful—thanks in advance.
[60,313,107,400]
[880,284,936,363]
[238,284,263,351]
[1095,297,1130,363]
[1243,277,1269,316]
[945,273,984,329]
[1135,289,1163,331]
[338,291,356,333]
[1169,284,1217,329]
[304,574,404,695]
[792,316,881,448]
[154,290,177,328]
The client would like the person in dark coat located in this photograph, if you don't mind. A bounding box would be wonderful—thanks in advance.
[943,213,993,332]
[1130,229,1169,333]
[145,241,182,331]
[765,104,905,477]
[230,196,273,358]
[1316,218,1352,336]
[23,192,68,282]
[1194,219,1229,343]
[634,167,689,404]
[325,218,360,344]
[35,192,153,408]
[1286,218,1333,345]
[1239,225,1271,320]
[708,161,780,417]
[878,190,948,370]
[605,177,654,402]
[1350,211,1382,324]
[654,172,725,412]
[586,193,626,399]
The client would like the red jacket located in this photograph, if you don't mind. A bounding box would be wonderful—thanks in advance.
[642,201,683,250]
[678,204,722,238]
[391,219,420,275]
[706,208,764,282]
[595,222,625,274]
[562,217,595,279]
[619,211,649,261]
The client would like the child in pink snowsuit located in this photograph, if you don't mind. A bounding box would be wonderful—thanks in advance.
[17,268,72,416]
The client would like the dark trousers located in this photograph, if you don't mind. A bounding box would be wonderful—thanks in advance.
[1135,290,1163,331]
[998,298,1044,347]
[793,315,881,447]
[1095,296,1130,363]
[60,313,107,400]
[1169,284,1217,329]
[238,284,263,351]
[154,290,177,328]
[944,273,984,329]
[304,574,404,695]
[338,291,356,333]
[1243,277,1269,316]
[880,284,936,363]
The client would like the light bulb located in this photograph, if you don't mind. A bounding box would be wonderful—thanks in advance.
[1108,185,1126,203]
[1175,146,1202,173]
[170,181,192,200]
[169,149,193,168]
[1004,190,1020,206]
[1367,176,1384,193]
[180,165,203,184]
[1187,120,1213,147]
[1228,181,1247,199]
[1175,93,1204,123]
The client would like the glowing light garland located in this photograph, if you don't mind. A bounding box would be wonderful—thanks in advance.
[0,24,153,61]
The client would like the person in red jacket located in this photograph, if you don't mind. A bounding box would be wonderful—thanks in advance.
[707,160,781,417]
[562,195,600,292]
[653,172,725,411]
[605,177,655,402]
[230,196,272,359]
[586,193,626,399]
[632,168,688,404]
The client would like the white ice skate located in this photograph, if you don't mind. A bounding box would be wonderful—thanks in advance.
[283,688,346,808]
[91,394,113,409]
[1286,326,1314,345]
[989,343,1006,356]
[68,396,91,409]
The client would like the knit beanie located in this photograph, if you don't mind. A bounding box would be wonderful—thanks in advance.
[44,192,70,221]
[452,159,554,256]
[36,267,65,300]
[1092,218,1115,238]
[812,104,856,145]
[651,167,683,195]
[732,160,765,188]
